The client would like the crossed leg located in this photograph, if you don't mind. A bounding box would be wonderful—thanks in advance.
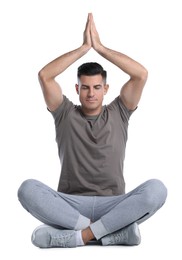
[18,179,167,247]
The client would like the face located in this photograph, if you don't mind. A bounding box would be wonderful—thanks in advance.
[75,74,109,116]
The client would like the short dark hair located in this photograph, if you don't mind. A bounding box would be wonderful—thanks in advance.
[77,62,107,84]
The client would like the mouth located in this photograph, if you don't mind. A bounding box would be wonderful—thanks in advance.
[86,99,97,103]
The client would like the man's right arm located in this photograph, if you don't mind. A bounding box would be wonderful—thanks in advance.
[38,14,92,112]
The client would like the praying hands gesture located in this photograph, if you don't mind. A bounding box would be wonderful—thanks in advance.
[38,13,147,112]
[83,13,102,52]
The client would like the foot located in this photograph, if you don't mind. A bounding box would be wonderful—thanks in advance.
[101,222,141,246]
[82,226,95,244]
[31,225,77,248]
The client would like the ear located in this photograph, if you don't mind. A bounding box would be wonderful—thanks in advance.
[104,84,109,95]
[75,84,79,95]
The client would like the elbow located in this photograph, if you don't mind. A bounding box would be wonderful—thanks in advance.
[38,68,55,86]
[141,67,148,83]
[38,68,46,83]
[38,69,50,91]
[133,67,148,86]
[38,68,52,89]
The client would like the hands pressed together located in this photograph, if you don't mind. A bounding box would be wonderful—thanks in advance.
[83,13,103,52]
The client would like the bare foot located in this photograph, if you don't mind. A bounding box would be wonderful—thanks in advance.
[82,227,95,245]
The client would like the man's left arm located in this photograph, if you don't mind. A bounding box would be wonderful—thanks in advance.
[100,48,148,110]
[90,13,148,110]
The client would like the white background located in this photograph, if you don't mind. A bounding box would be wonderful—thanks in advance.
[0,0,181,259]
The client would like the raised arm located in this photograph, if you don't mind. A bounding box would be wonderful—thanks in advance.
[38,14,92,111]
[90,13,148,110]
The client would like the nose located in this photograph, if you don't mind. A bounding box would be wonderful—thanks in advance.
[88,87,94,97]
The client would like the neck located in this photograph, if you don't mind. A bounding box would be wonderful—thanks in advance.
[81,106,102,116]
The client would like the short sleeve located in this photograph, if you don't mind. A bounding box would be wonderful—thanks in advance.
[48,95,74,127]
[107,96,137,124]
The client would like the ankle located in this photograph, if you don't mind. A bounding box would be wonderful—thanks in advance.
[82,227,95,245]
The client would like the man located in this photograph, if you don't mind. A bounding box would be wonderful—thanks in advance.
[18,13,167,248]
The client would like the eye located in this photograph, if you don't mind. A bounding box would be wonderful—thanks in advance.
[95,85,102,90]
[81,85,89,90]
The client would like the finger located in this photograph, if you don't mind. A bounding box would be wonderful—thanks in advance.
[89,12,93,19]
[87,13,92,27]
[84,17,90,34]
[90,14,96,31]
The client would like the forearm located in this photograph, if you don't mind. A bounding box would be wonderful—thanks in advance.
[39,44,90,80]
[96,45,147,80]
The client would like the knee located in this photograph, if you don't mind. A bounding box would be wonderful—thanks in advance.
[17,179,38,204]
[143,179,168,210]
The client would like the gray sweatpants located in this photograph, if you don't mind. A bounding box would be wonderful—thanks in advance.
[18,179,167,240]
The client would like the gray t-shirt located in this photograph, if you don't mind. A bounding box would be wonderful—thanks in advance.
[50,95,134,196]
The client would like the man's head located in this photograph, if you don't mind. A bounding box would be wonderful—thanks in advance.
[77,62,107,84]
[75,62,109,116]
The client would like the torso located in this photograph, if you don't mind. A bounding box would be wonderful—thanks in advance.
[51,96,133,196]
